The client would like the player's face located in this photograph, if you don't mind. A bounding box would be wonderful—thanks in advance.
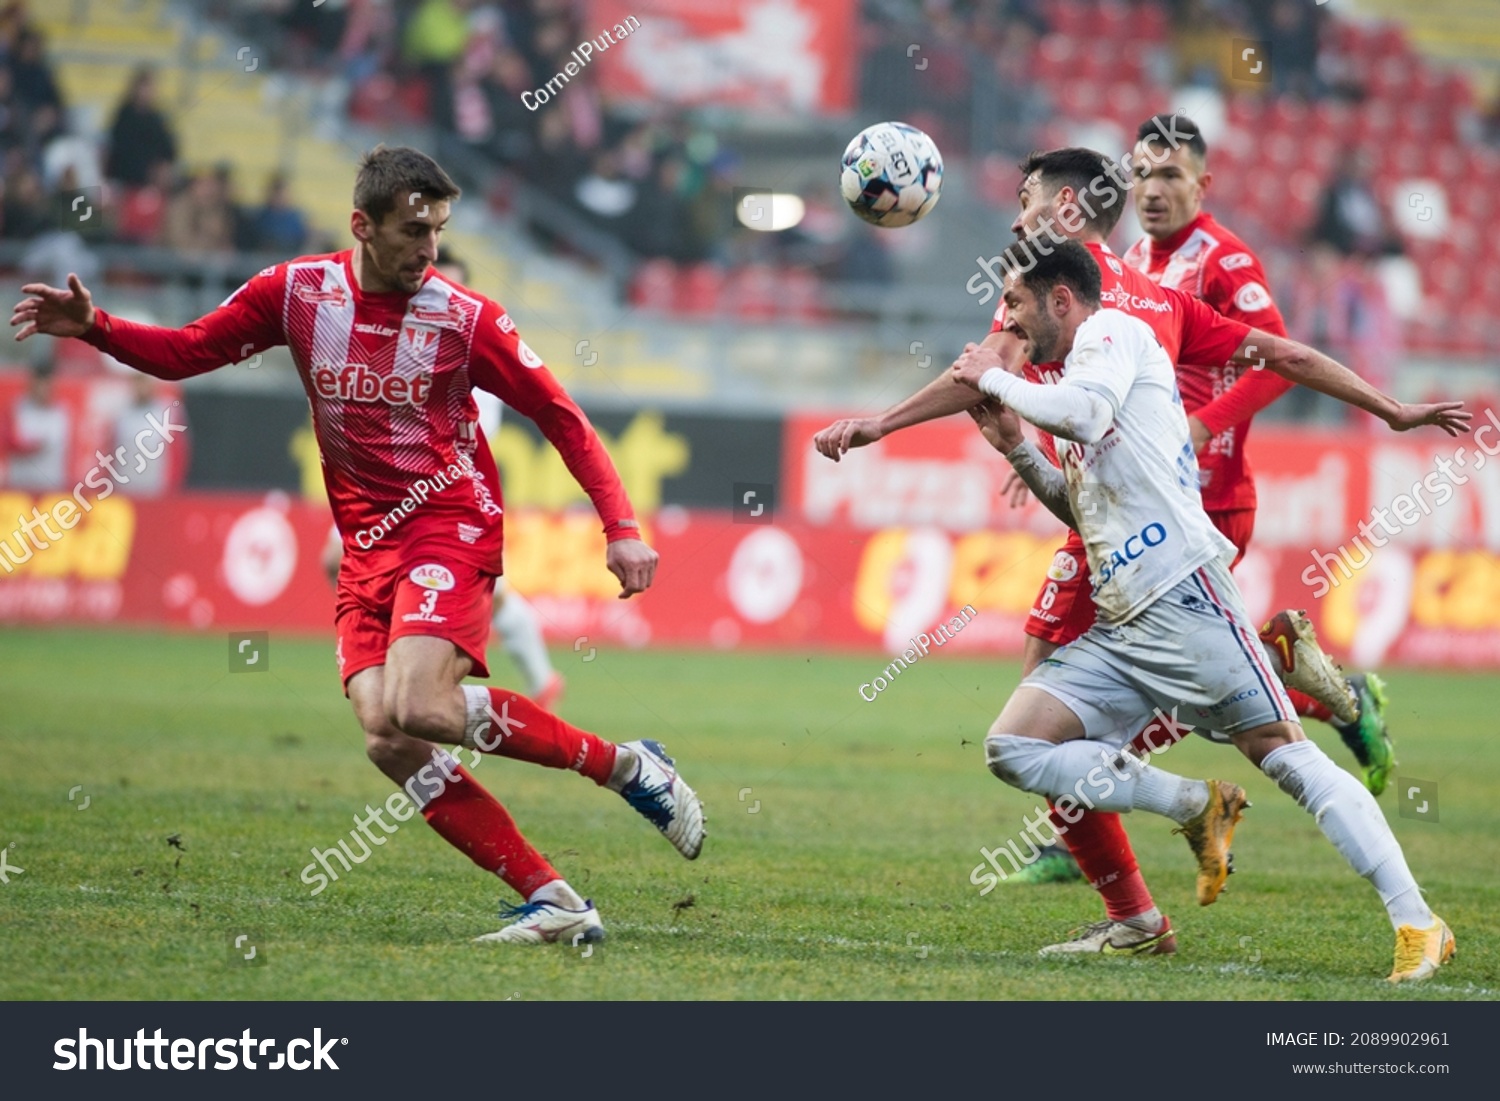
[1011,173,1059,239]
[1131,142,1208,239]
[359,198,451,294]
[1001,273,1063,363]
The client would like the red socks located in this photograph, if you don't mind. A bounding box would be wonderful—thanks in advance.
[419,763,559,898]
[465,686,618,786]
[1049,804,1156,921]
[1285,687,1335,724]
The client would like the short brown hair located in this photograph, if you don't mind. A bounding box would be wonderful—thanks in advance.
[353,145,460,224]
[1018,147,1127,237]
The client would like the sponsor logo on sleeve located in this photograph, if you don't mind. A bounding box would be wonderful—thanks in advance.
[496,312,516,334]
[1047,550,1079,582]
[409,564,456,590]
[1105,256,1123,275]
[1219,252,1254,271]
[516,339,544,368]
[1234,281,1273,312]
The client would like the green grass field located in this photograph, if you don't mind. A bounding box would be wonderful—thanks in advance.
[0,627,1494,1000]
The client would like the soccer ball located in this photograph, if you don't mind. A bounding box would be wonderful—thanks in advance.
[840,121,943,228]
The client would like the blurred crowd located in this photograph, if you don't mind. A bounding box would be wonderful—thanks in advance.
[0,2,315,256]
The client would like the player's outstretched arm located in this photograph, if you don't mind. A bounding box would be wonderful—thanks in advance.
[812,329,1023,461]
[950,342,1114,444]
[12,268,283,380]
[1237,332,1471,435]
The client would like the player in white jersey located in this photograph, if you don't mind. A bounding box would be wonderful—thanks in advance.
[951,240,1462,982]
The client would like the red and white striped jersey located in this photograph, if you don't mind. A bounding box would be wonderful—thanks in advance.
[1122,211,1293,511]
[82,250,635,579]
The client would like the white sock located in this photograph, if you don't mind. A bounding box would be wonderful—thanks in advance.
[529,879,585,910]
[493,591,554,694]
[1260,739,1432,929]
[605,744,638,793]
[986,734,1207,822]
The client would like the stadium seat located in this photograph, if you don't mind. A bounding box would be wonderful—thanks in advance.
[677,263,727,316]
[726,264,778,320]
[629,259,678,311]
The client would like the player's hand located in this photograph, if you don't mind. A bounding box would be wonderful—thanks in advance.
[10,273,97,341]
[606,537,658,599]
[950,342,1001,390]
[812,417,884,461]
[1187,415,1211,454]
[1384,401,1471,436]
[1001,468,1031,508]
[966,397,1025,454]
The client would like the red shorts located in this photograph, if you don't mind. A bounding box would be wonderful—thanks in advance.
[335,556,496,690]
[1024,508,1257,647]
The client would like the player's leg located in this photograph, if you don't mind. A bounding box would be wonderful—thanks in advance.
[1018,554,1169,949]
[491,578,564,707]
[384,566,705,859]
[1195,556,1453,981]
[344,654,601,944]
[984,634,1245,908]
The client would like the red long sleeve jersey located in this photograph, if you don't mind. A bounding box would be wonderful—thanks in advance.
[82,251,635,578]
[990,241,1250,470]
[1121,211,1293,511]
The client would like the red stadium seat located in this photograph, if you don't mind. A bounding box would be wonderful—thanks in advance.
[1033,34,1077,85]
[629,259,678,311]
[677,263,726,315]
[115,186,167,245]
[1046,0,1087,38]
[726,264,778,320]
[780,267,825,321]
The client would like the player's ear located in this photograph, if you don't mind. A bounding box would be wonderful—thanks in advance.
[1197,169,1212,198]
[350,209,372,243]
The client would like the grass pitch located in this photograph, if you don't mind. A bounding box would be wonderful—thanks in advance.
[0,627,1494,1000]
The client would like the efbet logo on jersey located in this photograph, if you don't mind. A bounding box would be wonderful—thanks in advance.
[1091,521,1168,591]
[310,361,433,406]
[409,564,456,591]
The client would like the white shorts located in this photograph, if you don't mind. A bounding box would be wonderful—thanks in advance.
[1023,556,1295,746]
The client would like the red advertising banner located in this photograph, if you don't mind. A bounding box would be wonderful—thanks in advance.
[584,0,857,114]
[5,408,1500,670]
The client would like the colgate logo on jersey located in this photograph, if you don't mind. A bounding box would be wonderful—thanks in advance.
[294,284,349,307]
[311,361,433,405]
[1099,288,1172,313]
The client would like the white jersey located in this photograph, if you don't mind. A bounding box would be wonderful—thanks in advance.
[1054,309,1235,624]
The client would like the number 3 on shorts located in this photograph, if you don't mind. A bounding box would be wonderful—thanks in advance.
[418,589,438,616]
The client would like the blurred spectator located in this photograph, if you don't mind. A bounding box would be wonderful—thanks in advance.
[1169,0,1236,89]
[1310,153,1404,258]
[115,161,174,245]
[112,373,177,498]
[6,366,70,490]
[1,151,49,239]
[252,172,309,253]
[7,27,62,114]
[164,170,235,255]
[104,67,178,187]
[574,151,637,222]
[1252,0,1323,100]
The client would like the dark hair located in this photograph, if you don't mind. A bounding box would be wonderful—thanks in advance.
[1135,113,1208,163]
[435,247,469,283]
[1018,147,1126,236]
[1000,238,1101,307]
[353,145,460,224]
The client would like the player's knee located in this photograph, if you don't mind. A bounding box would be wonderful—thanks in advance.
[985,732,1050,791]
[384,685,455,743]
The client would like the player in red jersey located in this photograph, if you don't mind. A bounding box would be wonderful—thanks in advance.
[9,146,704,945]
[1121,114,1393,796]
[813,146,1460,955]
